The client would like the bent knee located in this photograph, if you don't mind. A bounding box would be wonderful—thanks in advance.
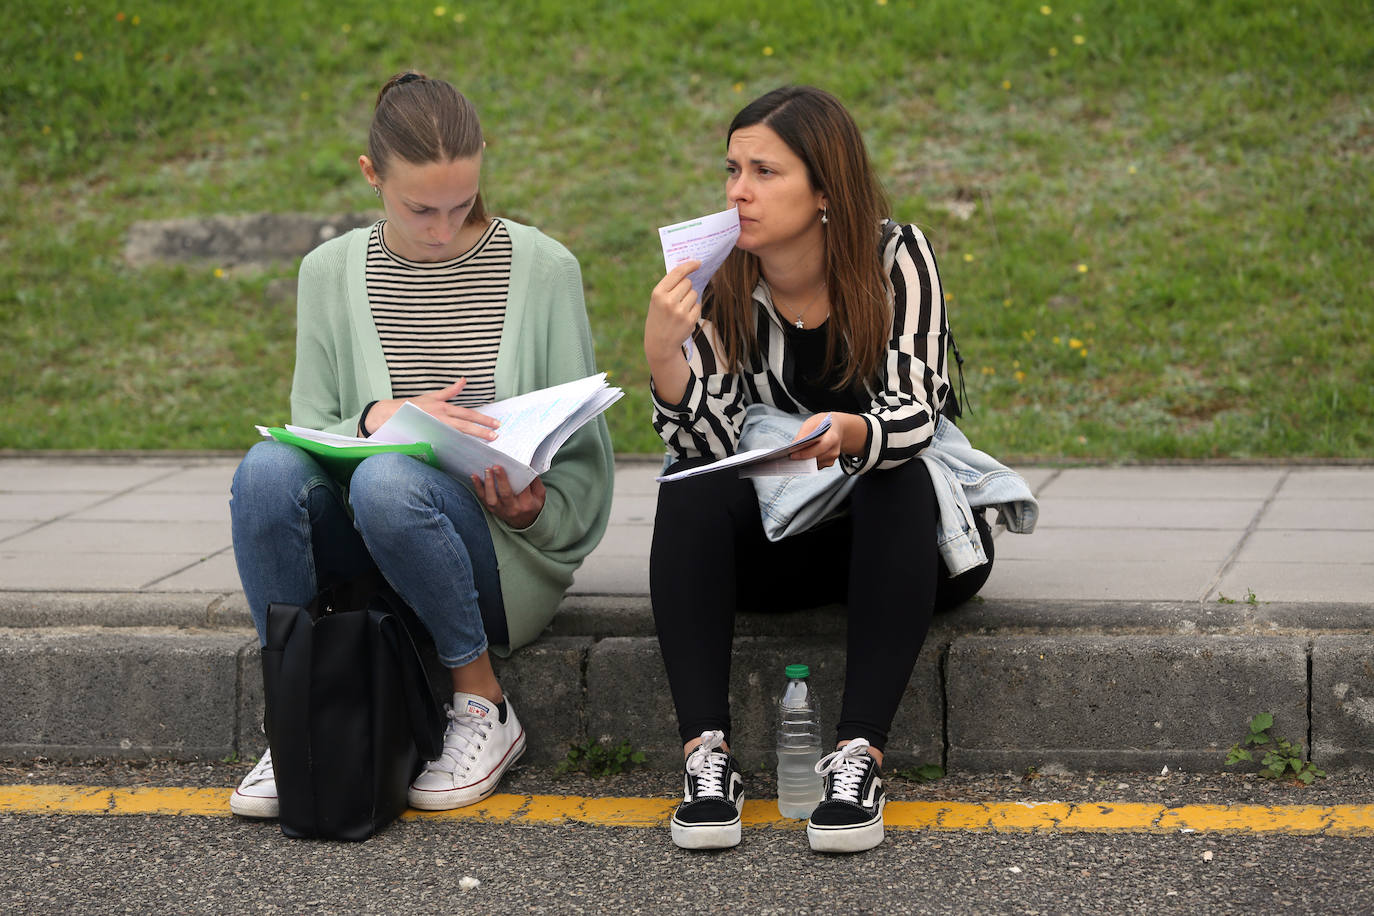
[232,441,322,499]
[349,453,435,521]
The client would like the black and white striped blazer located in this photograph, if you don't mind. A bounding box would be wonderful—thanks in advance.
[651,221,950,476]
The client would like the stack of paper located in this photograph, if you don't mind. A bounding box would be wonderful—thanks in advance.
[260,373,622,491]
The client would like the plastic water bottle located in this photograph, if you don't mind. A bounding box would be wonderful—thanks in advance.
[776,663,824,819]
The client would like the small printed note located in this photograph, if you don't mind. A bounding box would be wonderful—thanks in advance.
[658,207,741,360]
[658,206,741,297]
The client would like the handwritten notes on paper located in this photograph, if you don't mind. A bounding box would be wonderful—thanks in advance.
[658,206,741,296]
[658,207,741,359]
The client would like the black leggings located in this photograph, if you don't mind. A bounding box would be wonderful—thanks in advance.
[650,456,993,752]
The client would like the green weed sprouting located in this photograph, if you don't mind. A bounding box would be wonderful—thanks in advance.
[1225,713,1326,785]
[556,738,647,777]
[895,763,946,783]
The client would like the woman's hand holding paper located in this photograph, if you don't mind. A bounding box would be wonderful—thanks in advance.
[644,259,701,405]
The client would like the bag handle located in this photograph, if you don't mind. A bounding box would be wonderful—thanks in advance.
[379,613,445,760]
[306,568,388,620]
[301,569,444,758]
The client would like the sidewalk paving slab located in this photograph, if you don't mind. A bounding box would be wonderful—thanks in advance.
[1,456,1371,772]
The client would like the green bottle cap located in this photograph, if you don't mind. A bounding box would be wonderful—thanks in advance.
[785,664,810,679]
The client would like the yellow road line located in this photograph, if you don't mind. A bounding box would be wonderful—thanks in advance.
[4,786,1373,835]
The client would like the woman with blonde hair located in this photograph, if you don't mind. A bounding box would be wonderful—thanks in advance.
[229,71,613,819]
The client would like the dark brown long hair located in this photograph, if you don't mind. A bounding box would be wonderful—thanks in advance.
[368,71,487,225]
[708,86,890,389]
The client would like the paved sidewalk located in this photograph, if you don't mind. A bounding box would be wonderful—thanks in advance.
[1,455,1371,771]
[1,457,1370,603]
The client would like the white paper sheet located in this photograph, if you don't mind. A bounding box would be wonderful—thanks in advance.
[658,206,741,297]
[368,373,621,492]
[658,207,741,360]
[656,415,831,482]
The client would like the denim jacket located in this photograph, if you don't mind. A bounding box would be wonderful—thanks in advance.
[736,405,1037,576]
[918,415,1038,576]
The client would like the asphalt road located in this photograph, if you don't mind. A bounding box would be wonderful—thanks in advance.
[3,761,1373,914]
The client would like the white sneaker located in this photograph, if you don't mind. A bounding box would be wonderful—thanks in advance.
[230,748,278,819]
[408,692,526,811]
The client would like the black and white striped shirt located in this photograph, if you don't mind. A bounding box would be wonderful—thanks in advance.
[367,219,511,407]
[651,222,950,476]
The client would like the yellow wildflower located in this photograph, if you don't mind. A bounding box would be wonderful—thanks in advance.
[1079,349,1088,357]
[433,5,446,15]
[732,82,744,93]
[762,46,774,56]
[1076,263,1088,273]
[1003,298,1013,307]
[1002,79,1011,90]
[73,51,84,62]
[1128,165,1137,175]
[1073,34,1085,45]
[132,15,140,25]
[963,253,975,262]
[1069,338,1083,349]
[1048,47,1058,57]
[453,12,466,22]
[1040,4,1052,13]
[213,268,225,279]
[944,292,953,301]
[300,91,310,101]
[1013,360,1021,369]
[1014,370,1026,382]
[341,23,351,32]
[1052,336,1061,345]
[877,0,888,5]
[41,125,51,135]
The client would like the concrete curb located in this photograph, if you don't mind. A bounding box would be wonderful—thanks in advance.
[3,594,1370,773]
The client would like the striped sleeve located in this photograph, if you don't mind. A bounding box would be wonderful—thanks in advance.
[839,223,950,476]
[650,315,748,464]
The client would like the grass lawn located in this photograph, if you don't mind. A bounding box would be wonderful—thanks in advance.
[2,0,1370,460]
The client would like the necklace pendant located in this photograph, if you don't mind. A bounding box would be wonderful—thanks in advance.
[795,318,805,329]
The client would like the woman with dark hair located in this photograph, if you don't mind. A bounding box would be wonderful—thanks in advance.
[645,85,993,852]
[228,71,614,819]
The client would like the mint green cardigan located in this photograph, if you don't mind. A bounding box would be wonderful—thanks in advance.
[289,219,615,653]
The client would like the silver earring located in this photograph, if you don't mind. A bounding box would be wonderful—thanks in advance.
[373,185,380,198]
[820,208,828,225]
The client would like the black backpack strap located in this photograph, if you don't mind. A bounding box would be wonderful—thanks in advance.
[944,330,967,421]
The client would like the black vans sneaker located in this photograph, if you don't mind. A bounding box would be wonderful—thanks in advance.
[807,739,885,853]
[671,730,745,849]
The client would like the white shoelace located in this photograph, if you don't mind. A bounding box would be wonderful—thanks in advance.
[422,705,494,776]
[685,730,729,799]
[815,739,873,804]
[241,748,274,788]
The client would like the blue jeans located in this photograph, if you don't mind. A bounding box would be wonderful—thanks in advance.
[229,441,506,667]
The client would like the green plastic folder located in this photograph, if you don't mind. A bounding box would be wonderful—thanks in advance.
[264,427,436,483]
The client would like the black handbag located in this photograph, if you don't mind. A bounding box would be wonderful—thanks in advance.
[261,571,445,841]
